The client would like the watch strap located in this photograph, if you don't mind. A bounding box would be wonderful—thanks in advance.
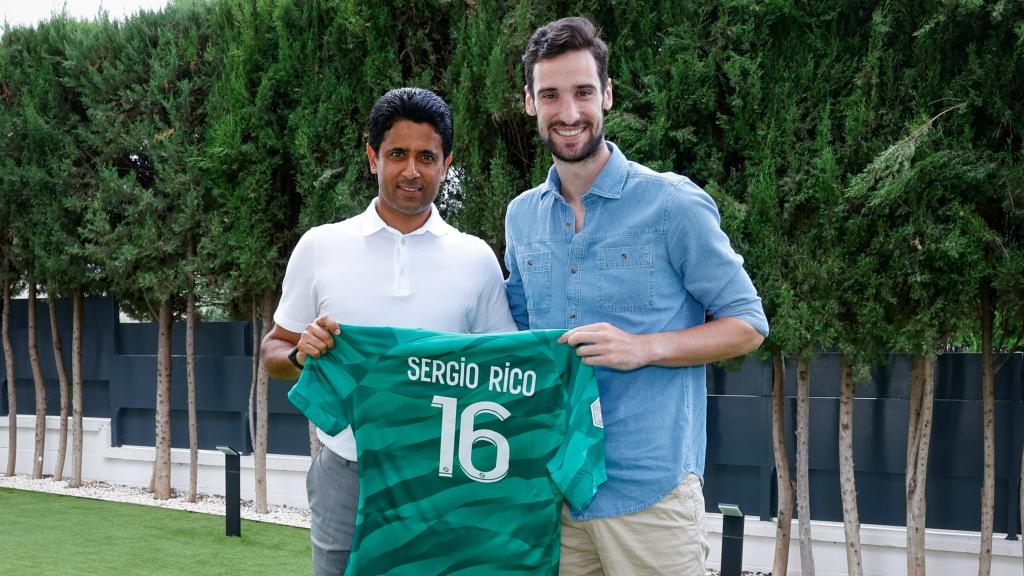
[287,346,304,370]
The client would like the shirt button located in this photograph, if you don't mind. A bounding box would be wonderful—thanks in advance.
[564,222,571,228]
[527,259,533,266]
[569,312,577,319]
[570,267,577,274]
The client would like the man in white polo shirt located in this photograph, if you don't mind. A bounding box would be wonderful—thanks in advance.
[262,87,517,576]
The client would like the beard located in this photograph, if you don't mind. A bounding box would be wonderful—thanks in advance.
[539,123,605,163]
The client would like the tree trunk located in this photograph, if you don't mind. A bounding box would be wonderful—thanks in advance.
[3,280,16,477]
[254,286,276,510]
[906,354,935,576]
[772,349,794,576]
[70,288,84,487]
[48,297,71,482]
[249,297,258,450]
[978,286,994,576]
[906,354,924,574]
[308,420,321,460]
[186,292,198,503]
[254,288,275,514]
[839,355,863,576]
[152,298,173,500]
[27,284,46,479]
[796,356,815,575]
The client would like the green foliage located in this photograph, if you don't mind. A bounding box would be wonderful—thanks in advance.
[726,2,870,360]
[849,132,992,354]
[0,0,1020,356]
[200,0,298,309]
[442,0,539,247]
[842,0,1024,357]
[0,25,33,285]
[60,5,216,318]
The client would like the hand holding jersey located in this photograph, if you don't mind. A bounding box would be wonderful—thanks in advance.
[293,315,342,367]
[557,322,651,371]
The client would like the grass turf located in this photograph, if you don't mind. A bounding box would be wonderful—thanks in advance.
[0,487,311,575]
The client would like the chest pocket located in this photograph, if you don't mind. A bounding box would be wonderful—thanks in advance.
[597,245,654,312]
[518,250,552,314]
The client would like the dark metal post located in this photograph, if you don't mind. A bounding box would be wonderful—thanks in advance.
[217,445,241,537]
[719,503,744,576]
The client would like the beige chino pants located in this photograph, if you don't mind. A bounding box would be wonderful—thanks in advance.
[559,474,710,576]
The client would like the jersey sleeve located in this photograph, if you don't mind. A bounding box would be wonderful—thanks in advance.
[287,339,356,436]
[546,345,607,512]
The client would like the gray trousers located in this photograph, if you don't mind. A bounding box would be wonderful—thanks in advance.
[307,447,359,576]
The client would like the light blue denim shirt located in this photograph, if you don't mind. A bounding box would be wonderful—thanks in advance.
[504,142,768,520]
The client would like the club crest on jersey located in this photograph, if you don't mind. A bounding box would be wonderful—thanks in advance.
[591,399,603,428]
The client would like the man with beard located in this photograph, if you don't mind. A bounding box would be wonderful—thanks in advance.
[263,87,516,575]
[504,17,769,575]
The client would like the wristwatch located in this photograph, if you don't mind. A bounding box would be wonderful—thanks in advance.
[287,346,304,370]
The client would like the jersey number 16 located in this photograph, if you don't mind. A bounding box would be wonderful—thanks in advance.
[431,395,510,483]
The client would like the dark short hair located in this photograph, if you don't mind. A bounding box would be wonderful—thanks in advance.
[522,16,609,94]
[367,87,453,158]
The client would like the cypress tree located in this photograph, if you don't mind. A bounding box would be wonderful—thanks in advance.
[201,0,306,512]
[0,23,58,481]
[902,3,1024,573]
[0,24,25,478]
[68,5,214,499]
[144,0,216,503]
[848,112,989,576]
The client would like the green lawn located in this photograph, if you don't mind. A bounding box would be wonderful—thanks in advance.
[0,488,311,575]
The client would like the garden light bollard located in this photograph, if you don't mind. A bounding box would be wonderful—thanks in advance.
[718,503,744,576]
[216,445,241,537]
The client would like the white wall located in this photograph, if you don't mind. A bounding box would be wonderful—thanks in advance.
[703,513,1022,575]
[1,414,310,507]
[3,414,1021,574]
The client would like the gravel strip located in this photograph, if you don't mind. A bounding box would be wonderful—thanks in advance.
[0,473,311,529]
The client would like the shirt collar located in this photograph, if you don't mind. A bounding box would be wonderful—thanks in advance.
[540,141,628,200]
[359,197,452,237]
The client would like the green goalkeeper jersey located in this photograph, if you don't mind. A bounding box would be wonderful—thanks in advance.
[288,325,606,576]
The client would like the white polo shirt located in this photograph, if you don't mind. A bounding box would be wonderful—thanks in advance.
[274,198,518,460]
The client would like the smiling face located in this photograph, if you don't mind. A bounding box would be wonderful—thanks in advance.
[367,119,453,233]
[525,49,613,164]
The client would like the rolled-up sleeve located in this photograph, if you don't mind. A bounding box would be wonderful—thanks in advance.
[667,181,769,337]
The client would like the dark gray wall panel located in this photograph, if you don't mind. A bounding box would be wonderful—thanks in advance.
[1,298,1022,534]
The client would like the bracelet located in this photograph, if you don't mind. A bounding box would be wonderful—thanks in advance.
[287,346,304,370]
